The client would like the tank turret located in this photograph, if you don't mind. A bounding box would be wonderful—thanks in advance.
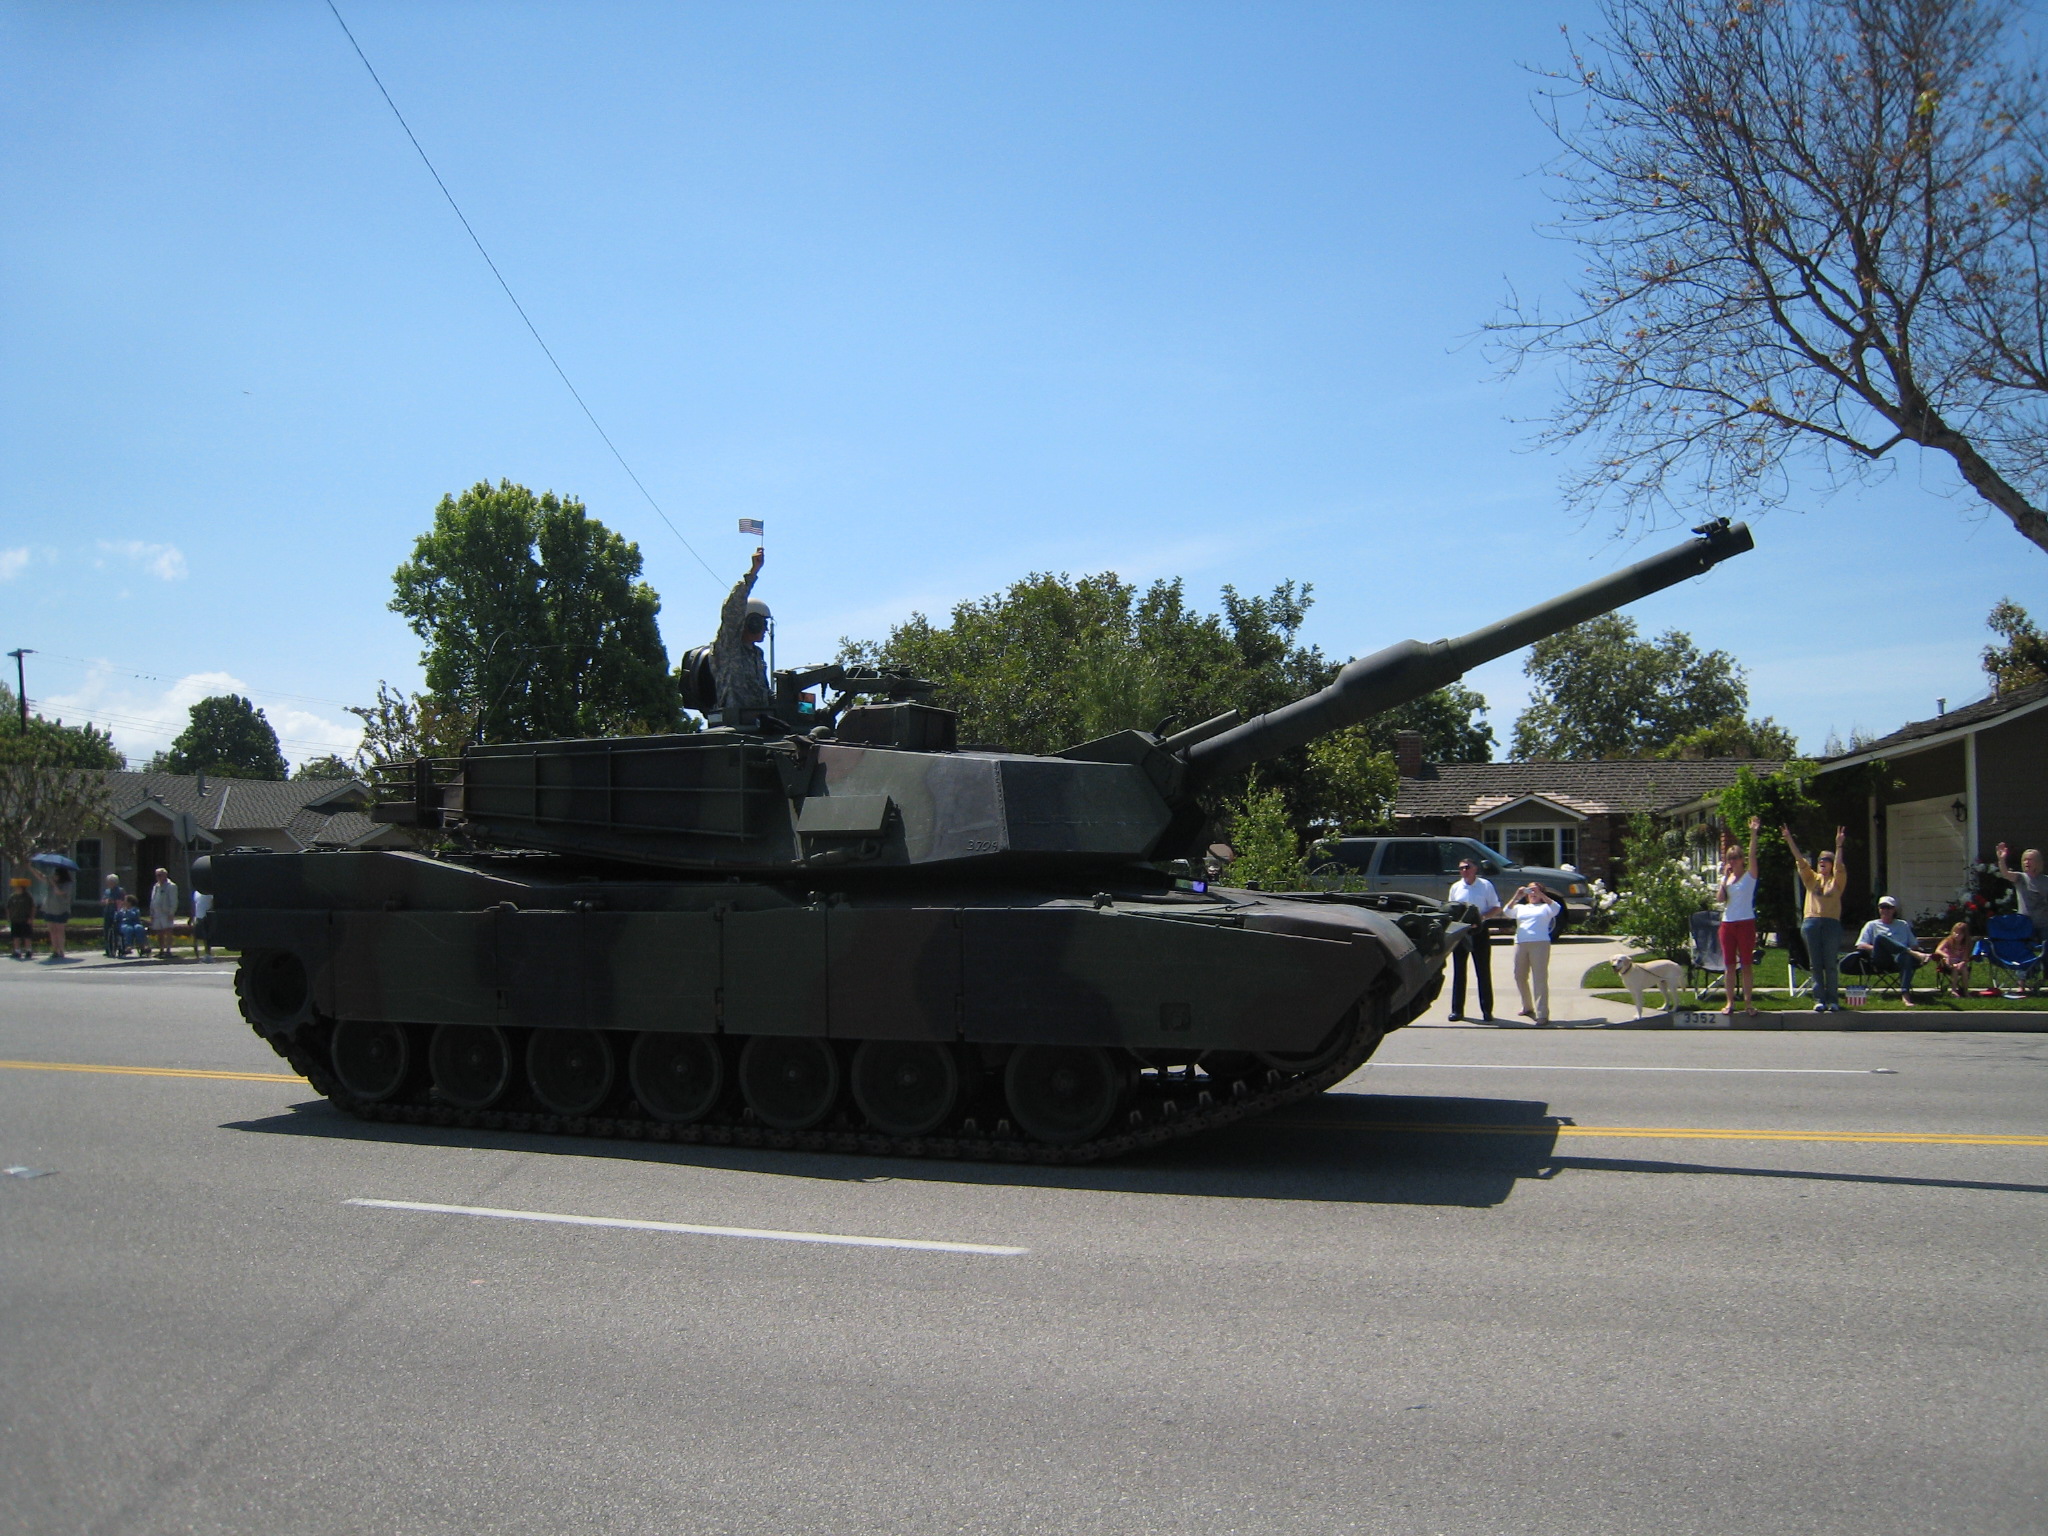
[205,522,1752,1164]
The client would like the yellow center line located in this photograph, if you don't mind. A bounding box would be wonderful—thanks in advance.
[1268,1119,2048,1148]
[0,1059,305,1085]
[2,1060,2041,1147]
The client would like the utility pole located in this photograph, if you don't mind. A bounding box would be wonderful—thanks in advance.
[6,648,30,730]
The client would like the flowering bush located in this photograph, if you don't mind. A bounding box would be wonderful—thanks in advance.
[1935,861,2016,933]
[1609,812,1717,959]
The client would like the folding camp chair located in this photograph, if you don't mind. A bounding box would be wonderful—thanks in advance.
[1687,911,1726,1003]
[1840,942,1906,999]
[1976,913,2045,996]
[1783,923,1816,1001]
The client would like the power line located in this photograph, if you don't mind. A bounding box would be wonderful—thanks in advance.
[321,0,723,590]
[33,652,359,713]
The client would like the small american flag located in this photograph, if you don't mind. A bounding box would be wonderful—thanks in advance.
[738,518,764,537]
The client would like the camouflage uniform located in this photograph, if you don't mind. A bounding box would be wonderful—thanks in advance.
[712,570,772,712]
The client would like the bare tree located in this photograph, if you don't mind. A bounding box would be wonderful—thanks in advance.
[1495,0,2048,555]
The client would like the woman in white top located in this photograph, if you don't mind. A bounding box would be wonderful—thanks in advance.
[1715,816,1762,1017]
[1503,884,1562,1025]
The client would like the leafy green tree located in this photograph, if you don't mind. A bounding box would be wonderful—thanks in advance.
[1657,716,1800,761]
[292,754,357,781]
[1371,683,1494,763]
[1714,761,1823,943]
[347,681,478,775]
[1220,775,1307,891]
[390,480,679,743]
[1303,727,1400,836]
[0,739,112,873]
[149,695,286,779]
[1609,812,1717,960]
[1982,598,2048,692]
[1511,615,1747,759]
[0,685,122,770]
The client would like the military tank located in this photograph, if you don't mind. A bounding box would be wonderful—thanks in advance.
[202,521,1752,1163]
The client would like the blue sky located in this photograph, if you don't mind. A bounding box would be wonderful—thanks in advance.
[2,1,2036,769]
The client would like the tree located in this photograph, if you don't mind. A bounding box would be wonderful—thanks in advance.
[1370,683,1495,763]
[1496,0,2048,555]
[1608,812,1719,960]
[1220,775,1307,891]
[149,695,286,779]
[0,750,111,872]
[1657,715,1801,760]
[347,681,476,777]
[1511,615,1747,759]
[1983,598,2048,691]
[390,480,679,743]
[0,685,122,770]
[292,754,357,781]
[1714,760,1824,941]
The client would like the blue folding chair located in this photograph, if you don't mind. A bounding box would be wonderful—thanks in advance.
[1975,913,2045,995]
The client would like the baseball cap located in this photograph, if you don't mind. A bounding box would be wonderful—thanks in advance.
[1877,895,1899,908]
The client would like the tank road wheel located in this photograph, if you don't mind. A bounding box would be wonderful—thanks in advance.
[430,1024,515,1110]
[526,1029,616,1117]
[1002,1045,1124,1145]
[850,1040,960,1137]
[237,950,311,1032]
[1255,1007,1358,1075]
[738,1036,842,1131]
[629,1033,725,1124]
[329,1018,414,1103]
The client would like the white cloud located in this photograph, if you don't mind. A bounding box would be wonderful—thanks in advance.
[97,539,188,581]
[0,547,27,581]
[37,664,362,771]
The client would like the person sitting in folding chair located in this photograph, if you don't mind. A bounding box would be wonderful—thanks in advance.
[1975,911,2046,997]
[1849,897,1935,1006]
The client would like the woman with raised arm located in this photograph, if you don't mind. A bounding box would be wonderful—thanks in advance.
[1716,816,1761,1017]
[1784,824,1848,1013]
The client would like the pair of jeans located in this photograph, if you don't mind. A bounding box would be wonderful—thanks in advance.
[1871,934,1921,992]
[1513,940,1551,1022]
[1801,916,1843,1007]
[1450,928,1494,1019]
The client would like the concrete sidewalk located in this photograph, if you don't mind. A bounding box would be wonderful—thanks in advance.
[1407,933,2048,1032]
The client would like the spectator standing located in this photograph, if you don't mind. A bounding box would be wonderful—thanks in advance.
[1994,844,2047,941]
[100,872,124,957]
[1716,816,1762,1017]
[7,878,34,960]
[1783,824,1848,1013]
[1855,897,1935,1007]
[1446,857,1503,1021]
[148,867,179,960]
[1504,883,1562,1026]
[40,866,73,961]
[190,887,214,959]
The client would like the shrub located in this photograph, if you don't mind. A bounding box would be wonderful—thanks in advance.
[1608,812,1715,960]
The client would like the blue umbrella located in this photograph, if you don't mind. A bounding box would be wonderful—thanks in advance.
[29,852,80,871]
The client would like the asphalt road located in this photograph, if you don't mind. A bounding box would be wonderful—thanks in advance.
[3,958,2044,1535]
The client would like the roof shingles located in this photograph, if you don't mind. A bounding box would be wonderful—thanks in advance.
[1397,759,1781,820]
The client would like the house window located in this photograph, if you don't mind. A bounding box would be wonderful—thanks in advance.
[1495,825,1579,869]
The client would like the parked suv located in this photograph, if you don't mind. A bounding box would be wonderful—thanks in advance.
[1309,835,1592,930]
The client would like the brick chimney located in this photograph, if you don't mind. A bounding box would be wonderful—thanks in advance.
[1393,730,1425,778]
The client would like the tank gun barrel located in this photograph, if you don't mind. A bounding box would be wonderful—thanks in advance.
[1182,519,1754,790]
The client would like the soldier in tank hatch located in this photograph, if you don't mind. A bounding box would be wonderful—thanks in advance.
[713,546,773,715]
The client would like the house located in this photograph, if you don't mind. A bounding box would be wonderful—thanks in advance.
[1389,732,1782,885]
[1810,679,2048,924]
[1,771,412,919]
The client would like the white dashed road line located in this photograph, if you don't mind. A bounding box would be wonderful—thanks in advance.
[347,1198,1029,1256]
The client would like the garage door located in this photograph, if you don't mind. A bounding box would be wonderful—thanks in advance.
[1886,795,1968,923]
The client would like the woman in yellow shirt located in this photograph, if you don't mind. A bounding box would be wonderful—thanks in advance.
[1783,824,1848,1012]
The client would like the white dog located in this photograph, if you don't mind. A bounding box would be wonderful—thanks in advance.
[1613,955,1686,1020]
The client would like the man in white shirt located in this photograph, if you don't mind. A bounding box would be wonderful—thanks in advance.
[1855,896,1934,1006]
[1447,856,1503,1022]
[189,888,214,959]
[1505,884,1563,1025]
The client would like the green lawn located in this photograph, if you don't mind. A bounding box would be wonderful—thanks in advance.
[1582,951,2046,1013]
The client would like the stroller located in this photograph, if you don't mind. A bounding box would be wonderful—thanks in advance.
[1975,913,2045,996]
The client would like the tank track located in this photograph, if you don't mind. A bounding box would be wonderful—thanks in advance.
[242,977,1436,1166]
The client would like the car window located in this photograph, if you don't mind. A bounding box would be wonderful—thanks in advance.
[1379,841,1442,877]
[1440,841,1485,878]
[1330,839,1380,873]
[1460,839,1512,873]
